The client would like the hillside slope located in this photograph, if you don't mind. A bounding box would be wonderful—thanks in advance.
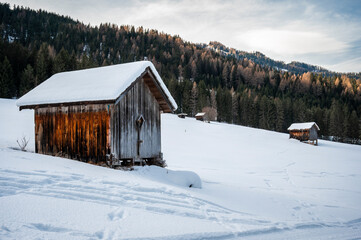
[0,98,361,239]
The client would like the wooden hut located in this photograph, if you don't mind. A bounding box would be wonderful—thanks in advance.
[16,61,177,166]
[287,122,320,145]
[195,112,206,121]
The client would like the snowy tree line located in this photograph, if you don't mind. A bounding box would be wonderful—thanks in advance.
[170,80,360,141]
[0,3,360,143]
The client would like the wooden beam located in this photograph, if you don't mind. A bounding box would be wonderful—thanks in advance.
[143,68,174,112]
[20,100,115,110]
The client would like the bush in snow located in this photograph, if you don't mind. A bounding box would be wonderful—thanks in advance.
[202,106,217,122]
[16,135,29,151]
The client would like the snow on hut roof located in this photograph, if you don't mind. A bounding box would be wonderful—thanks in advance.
[16,61,177,111]
[195,112,206,117]
[287,122,320,131]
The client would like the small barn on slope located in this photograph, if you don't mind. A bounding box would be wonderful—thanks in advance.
[287,122,320,145]
[195,112,206,121]
[16,61,177,165]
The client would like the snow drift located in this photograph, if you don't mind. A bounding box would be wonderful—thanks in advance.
[134,165,202,188]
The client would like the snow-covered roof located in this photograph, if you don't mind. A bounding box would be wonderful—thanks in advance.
[195,112,206,117]
[16,61,177,111]
[287,122,320,131]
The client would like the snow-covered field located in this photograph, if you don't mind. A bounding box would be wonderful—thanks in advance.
[1,98,361,239]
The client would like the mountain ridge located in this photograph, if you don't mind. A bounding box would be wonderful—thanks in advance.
[204,41,338,76]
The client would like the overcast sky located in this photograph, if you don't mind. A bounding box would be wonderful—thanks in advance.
[5,0,361,73]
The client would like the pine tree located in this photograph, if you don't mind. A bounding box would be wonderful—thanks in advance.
[224,89,232,122]
[180,80,192,114]
[274,98,284,132]
[348,110,359,139]
[283,98,293,130]
[230,65,237,89]
[259,95,268,129]
[222,62,230,88]
[53,48,71,74]
[251,96,260,127]
[266,97,276,130]
[230,88,239,124]
[293,99,306,123]
[197,80,208,111]
[78,54,97,70]
[239,93,248,126]
[342,107,350,139]
[216,86,224,121]
[191,60,197,79]
[216,87,232,122]
[312,107,325,136]
[0,57,15,98]
[210,88,217,109]
[329,100,343,139]
[323,109,330,136]
[19,64,35,96]
[190,82,198,116]
[36,43,52,84]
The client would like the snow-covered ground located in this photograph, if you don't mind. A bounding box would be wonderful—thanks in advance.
[1,98,361,239]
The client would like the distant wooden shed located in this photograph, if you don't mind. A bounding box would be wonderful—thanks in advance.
[195,112,206,121]
[17,61,177,165]
[287,122,320,145]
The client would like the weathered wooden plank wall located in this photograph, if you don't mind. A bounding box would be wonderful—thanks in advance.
[289,130,309,141]
[112,76,161,160]
[35,104,111,163]
[140,76,161,158]
[309,127,318,140]
[290,127,318,141]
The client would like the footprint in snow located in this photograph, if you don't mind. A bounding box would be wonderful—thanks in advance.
[264,179,272,187]
[293,206,301,211]
[108,208,126,221]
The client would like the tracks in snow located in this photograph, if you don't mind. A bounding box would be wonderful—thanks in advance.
[1,156,361,239]
[2,166,360,239]
[0,167,269,231]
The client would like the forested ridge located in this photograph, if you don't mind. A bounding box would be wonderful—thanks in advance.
[1,3,360,143]
[205,41,355,76]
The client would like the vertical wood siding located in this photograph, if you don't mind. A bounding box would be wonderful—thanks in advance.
[35,104,111,163]
[112,77,161,160]
[289,127,318,141]
[309,126,318,140]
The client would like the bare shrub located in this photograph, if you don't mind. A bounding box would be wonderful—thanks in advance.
[202,107,218,122]
[17,136,29,151]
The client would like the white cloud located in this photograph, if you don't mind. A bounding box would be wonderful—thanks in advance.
[237,29,349,55]
[324,57,361,73]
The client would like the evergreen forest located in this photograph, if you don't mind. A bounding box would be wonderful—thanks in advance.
[1,3,361,143]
